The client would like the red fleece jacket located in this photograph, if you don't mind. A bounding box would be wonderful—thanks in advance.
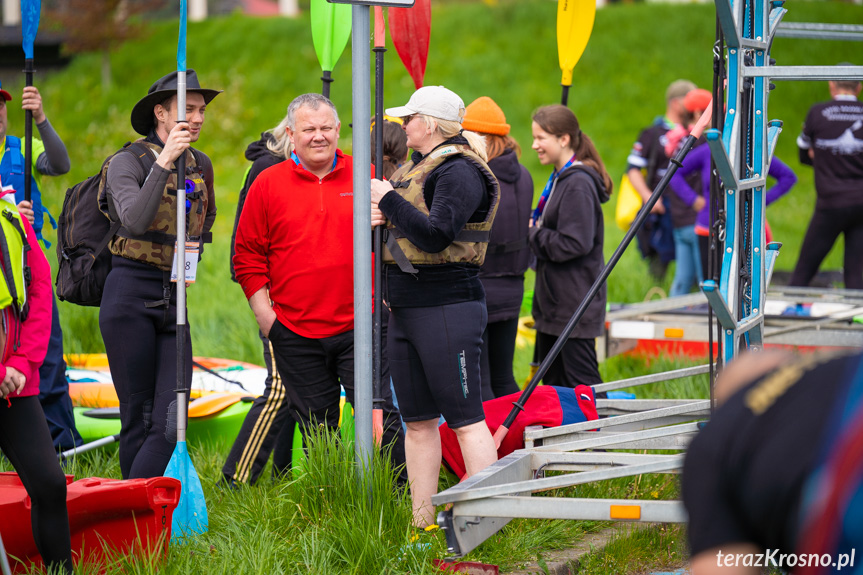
[233,151,365,339]
[4,213,52,398]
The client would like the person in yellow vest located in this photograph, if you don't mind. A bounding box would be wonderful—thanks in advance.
[100,70,220,479]
[370,86,500,529]
[0,197,72,574]
[0,80,81,451]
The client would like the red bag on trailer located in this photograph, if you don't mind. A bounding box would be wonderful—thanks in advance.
[440,385,598,480]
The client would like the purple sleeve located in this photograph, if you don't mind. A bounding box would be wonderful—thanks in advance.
[670,143,709,207]
[765,156,797,206]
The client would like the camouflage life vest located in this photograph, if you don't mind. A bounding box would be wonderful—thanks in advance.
[383,143,499,274]
[108,140,208,271]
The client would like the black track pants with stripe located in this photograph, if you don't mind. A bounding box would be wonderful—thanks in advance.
[221,329,296,485]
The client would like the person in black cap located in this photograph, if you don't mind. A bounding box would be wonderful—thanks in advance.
[99,69,220,479]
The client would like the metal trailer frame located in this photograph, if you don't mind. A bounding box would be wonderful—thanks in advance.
[433,2,863,559]
[434,366,707,557]
[603,287,863,360]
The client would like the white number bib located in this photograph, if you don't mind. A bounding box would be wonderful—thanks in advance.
[170,241,200,284]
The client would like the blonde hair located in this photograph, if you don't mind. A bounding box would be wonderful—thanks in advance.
[415,115,488,162]
[266,113,291,158]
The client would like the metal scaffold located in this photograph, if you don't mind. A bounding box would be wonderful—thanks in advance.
[433,1,863,558]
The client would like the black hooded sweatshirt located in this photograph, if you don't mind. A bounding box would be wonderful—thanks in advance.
[529,163,610,339]
[230,132,283,281]
[478,148,534,323]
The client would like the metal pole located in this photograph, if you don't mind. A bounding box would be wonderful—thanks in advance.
[351,4,373,474]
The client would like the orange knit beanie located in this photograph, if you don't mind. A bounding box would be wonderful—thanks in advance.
[462,96,510,136]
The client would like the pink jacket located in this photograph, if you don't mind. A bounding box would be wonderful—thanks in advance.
[3,212,52,399]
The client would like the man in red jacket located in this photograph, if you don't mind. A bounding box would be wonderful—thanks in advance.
[232,93,406,483]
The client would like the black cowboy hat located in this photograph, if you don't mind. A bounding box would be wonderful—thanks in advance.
[130,69,221,136]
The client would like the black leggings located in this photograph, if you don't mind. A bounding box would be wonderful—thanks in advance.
[790,205,863,290]
[0,396,72,574]
[99,256,193,479]
[480,318,521,401]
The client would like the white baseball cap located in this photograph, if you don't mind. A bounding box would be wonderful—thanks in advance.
[386,86,466,123]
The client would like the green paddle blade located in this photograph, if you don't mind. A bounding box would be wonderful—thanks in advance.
[310,0,352,73]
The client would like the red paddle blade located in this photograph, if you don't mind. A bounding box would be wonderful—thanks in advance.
[388,0,430,89]
[373,408,384,446]
[374,6,385,49]
[492,425,508,450]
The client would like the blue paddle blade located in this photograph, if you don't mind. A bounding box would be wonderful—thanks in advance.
[177,0,187,72]
[21,0,41,59]
[165,441,208,542]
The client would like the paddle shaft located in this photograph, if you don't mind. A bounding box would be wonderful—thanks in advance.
[322,70,333,99]
[23,59,33,203]
[497,115,711,437]
[560,84,569,107]
[0,530,11,575]
[176,71,188,443]
[373,43,385,421]
[59,434,120,462]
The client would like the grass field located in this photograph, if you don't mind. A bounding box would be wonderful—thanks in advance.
[0,0,861,571]
[0,0,858,361]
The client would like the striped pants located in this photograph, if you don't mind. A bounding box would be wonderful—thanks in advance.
[221,330,296,485]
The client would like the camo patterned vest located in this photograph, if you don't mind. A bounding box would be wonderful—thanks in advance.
[108,140,208,271]
[383,144,499,273]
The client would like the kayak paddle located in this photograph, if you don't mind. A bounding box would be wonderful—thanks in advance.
[310,0,351,99]
[388,0,430,89]
[20,0,40,203]
[493,105,714,448]
[164,0,208,541]
[372,6,386,445]
[557,0,595,106]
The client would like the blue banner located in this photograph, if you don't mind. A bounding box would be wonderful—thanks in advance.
[177,0,187,72]
[21,0,41,59]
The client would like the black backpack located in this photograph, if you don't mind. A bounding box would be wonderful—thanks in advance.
[55,142,154,306]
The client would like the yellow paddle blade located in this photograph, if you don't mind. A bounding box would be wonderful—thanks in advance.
[557,0,596,87]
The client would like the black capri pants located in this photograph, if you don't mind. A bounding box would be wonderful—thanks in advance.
[388,300,487,429]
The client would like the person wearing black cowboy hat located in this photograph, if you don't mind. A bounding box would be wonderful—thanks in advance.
[99,69,221,479]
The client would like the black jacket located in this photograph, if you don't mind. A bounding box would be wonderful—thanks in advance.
[230,133,283,281]
[478,149,534,323]
[380,136,492,308]
[529,163,610,339]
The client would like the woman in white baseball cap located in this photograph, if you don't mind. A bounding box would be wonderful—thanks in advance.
[370,86,500,529]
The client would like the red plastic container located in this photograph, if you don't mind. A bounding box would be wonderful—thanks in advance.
[0,473,180,573]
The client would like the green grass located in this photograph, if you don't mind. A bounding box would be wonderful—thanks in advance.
[574,524,689,575]
[1,0,860,571]
[2,355,704,574]
[0,0,858,359]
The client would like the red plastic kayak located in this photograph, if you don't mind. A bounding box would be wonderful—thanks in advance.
[0,473,180,573]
